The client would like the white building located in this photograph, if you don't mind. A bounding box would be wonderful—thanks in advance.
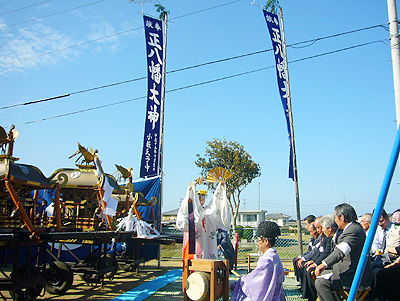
[237,210,268,227]
[265,213,291,227]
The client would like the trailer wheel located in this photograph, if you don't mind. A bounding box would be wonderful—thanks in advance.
[9,266,43,300]
[80,254,117,284]
[118,251,133,271]
[45,261,73,295]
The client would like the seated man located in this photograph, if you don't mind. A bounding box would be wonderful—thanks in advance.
[231,221,285,301]
[360,213,372,236]
[304,215,317,249]
[294,222,320,285]
[301,215,340,301]
[314,203,371,301]
[371,209,391,255]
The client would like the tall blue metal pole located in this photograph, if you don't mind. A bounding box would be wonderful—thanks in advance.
[347,126,400,300]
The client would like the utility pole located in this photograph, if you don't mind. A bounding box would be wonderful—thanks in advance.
[387,0,400,129]
[258,182,261,211]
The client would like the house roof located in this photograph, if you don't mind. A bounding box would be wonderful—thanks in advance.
[265,213,291,219]
[162,208,179,216]
[238,210,268,214]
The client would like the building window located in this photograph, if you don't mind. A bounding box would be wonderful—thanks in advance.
[246,214,257,222]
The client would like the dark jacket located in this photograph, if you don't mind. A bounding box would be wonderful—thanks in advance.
[312,236,333,265]
[323,222,371,289]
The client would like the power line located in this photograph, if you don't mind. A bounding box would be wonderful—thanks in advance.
[0,0,107,30]
[1,23,387,111]
[0,0,386,68]
[13,39,385,127]
[0,0,244,68]
[0,0,52,17]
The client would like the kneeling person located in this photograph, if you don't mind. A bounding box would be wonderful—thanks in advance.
[231,221,286,301]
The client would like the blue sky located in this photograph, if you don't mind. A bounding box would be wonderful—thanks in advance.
[1,0,400,219]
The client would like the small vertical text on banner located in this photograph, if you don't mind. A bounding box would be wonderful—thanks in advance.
[263,10,294,180]
[140,15,164,178]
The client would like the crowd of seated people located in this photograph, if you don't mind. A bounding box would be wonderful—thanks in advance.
[293,206,400,301]
[293,204,371,301]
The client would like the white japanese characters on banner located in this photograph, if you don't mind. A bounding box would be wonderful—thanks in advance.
[140,15,164,178]
[263,10,294,180]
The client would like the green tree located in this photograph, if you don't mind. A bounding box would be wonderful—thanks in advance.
[155,3,169,21]
[265,0,280,14]
[128,1,169,21]
[195,138,261,229]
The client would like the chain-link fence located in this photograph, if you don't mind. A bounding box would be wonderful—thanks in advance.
[161,224,311,262]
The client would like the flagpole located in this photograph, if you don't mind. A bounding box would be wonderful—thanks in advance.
[279,7,303,255]
[157,11,168,267]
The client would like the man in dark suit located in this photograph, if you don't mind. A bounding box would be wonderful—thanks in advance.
[293,222,320,285]
[314,203,371,301]
[301,215,340,301]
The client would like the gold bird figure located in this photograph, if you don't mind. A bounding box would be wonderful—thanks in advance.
[78,143,94,163]
[68,142,95,164]
[115,164,134,180]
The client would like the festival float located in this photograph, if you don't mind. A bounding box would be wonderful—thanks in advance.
[0,125,174,299]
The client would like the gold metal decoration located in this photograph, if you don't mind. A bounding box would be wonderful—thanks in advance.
[68,142,96,165]
[115,164,134,180]
[206,167,233,183]
[195,176,204,185]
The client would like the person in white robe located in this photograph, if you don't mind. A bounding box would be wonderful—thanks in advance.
[176,181,231,261]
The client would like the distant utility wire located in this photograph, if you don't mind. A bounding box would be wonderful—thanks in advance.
[0,0,52,16]
[14,38,385,127]
[0,0,107,30]
[1,23,387,111]
[0,0,242,68]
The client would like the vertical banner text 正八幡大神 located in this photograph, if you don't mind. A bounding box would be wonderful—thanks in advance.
[140,15,164,178]
[263,10,294,180]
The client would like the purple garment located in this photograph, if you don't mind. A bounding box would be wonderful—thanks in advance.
[231,248,286,301]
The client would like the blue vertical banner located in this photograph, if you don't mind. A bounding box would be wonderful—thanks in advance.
[140,15,164,178]
[263,10,294,180]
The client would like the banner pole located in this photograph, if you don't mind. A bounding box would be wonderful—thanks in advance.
[279,7,303,255]
[157,12,168,268]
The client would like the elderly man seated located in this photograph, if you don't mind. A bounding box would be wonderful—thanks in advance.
[314,203,371,301]
[231,221,286,301]
[301,215,341,301]
[293,221,321,286]
[360,213,372,235]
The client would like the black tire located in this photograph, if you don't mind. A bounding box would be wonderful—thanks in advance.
[79,255,100,284]
[9,266,44,300]
[118,250,130,271]
[104,254,118,280]
[45,261,73,295]
[79,254,117,284]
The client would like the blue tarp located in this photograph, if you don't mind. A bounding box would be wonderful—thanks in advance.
[133,177,160,222]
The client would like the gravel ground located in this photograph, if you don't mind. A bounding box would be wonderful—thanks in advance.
[2,258,295,300]
[2,259,182,301]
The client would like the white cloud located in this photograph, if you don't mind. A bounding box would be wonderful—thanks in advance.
[87,22,120,53]
[0,23,80,75]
